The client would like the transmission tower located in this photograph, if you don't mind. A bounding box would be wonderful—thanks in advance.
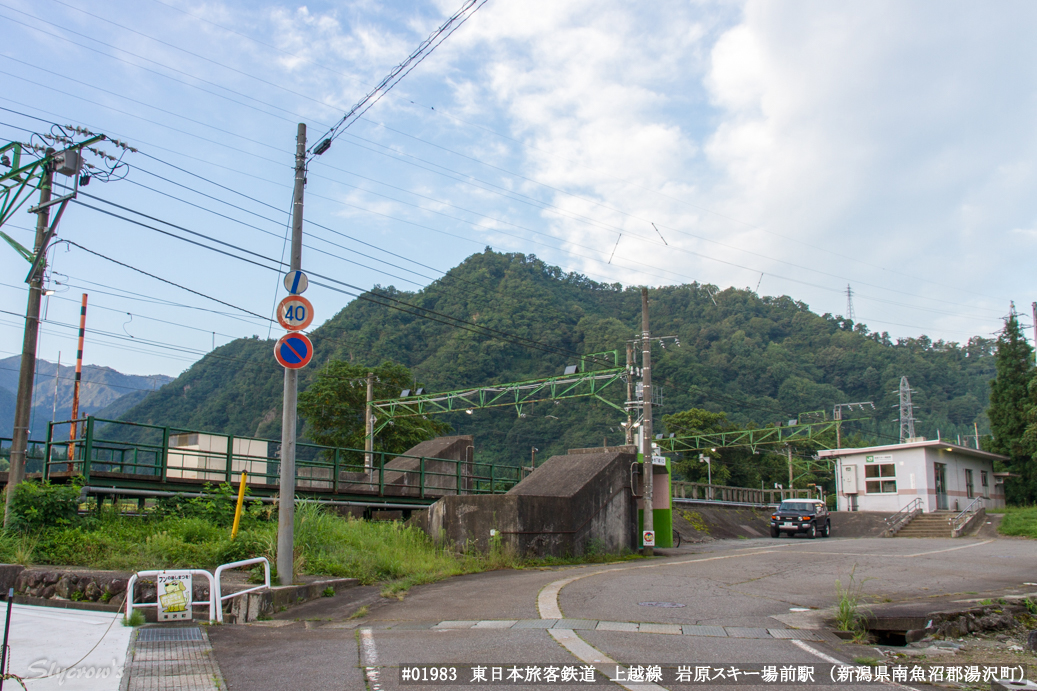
[897,376,917,443]
[845,284,855,322]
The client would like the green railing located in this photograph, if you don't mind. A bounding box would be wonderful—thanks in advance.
[0,437,49,475]
[42,417,520,499]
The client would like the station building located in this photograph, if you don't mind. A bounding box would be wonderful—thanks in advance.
[817,439,1007,513]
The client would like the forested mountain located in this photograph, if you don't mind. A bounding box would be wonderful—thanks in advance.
[0,357,172,439]
[113,249,997,470]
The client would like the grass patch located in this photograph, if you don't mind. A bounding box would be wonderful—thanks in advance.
[123,609,145,627]
[998,506,1037,538]
[349,605,369,620]
[0,497,642,598]
[835,565,871,642]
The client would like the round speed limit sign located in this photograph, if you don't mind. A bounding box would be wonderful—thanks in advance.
[277,295,314,331]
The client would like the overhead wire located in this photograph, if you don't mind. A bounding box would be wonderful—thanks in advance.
[0,13,1010,314]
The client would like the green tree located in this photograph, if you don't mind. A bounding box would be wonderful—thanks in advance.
[984,313,1035,503]
[298,360,450,455]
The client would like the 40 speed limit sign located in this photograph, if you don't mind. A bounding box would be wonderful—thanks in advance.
[277,295,313,331]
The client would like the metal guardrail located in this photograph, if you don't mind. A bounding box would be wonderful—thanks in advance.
[950,497,983,536]
[214,557,270,623]
[882,497,923,537]
[126,569,217,623]
[671,481,818,506]
[36,417,519,501]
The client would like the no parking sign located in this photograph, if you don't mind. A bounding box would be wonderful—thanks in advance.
[274,333,313,369]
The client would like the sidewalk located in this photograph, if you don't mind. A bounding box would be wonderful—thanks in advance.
[121,626,225,691]
[5,602,132,690]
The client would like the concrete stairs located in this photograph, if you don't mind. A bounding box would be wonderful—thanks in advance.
[895,511,954,538]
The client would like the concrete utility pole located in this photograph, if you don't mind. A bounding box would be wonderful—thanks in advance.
[787,445,794,491]
[640,287,654,557]
[365,372,375,475]
[5,152,53,527]
[277,124,306,586]
[624,343,634,445]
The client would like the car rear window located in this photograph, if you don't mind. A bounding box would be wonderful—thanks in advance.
[778,502,814,512]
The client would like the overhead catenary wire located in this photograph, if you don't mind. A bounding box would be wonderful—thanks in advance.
[0,101,1007,325]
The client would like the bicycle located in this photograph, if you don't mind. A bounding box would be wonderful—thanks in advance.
[672,529,682,548]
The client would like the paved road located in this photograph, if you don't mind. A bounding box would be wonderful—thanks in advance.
[208,536,1036,690]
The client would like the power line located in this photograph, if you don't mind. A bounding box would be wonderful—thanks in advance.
[0,106,1004,336]
[311,0,489,156]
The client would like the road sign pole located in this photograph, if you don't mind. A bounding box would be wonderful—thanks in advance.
[277,123,306,586]
[4,151,53,528]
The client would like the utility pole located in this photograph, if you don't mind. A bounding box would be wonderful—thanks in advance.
[624,342,634,445]
[787,445,794,491]
[1032,302,1036,365]
[845,284,855,322]
[67,294,87,470]
[365,372,375,475]
[4,151,53,527]
[640,287,654,557]
[277,124,306,586]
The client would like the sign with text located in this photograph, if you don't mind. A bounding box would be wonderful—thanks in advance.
[157,571,192,621]
[642,530,655,547]
[277,295,314,331]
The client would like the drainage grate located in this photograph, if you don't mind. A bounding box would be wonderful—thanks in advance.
[137,627,204,642]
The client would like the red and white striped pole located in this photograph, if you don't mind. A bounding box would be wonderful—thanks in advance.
[67,294,87,468]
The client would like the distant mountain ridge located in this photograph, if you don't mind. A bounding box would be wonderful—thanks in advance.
[0,356,173,439]
[107,249,997,468]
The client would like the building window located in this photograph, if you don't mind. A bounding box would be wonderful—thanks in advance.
[981,471,988,487]
[965,469,974,499]
[864,464,897,494]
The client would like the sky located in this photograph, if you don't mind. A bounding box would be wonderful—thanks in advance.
[1,0,1036,382]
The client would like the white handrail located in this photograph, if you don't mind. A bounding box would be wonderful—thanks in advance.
[213,556,271,623]
[125,569,216,623]
[950,496,983,533]
[883,497,923,536]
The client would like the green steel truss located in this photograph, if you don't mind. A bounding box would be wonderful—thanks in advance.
[371,366,627,433]
[0,141,47,230]
[653,418,859,455]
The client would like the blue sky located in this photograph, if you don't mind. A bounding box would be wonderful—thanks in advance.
[1,0,1035,378]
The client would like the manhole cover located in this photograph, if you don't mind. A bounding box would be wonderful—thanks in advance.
[638,602,685,608]
[137,627,203,642]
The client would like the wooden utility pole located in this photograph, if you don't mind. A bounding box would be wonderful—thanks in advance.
[277,124,306,586]
[640,287,654,557]
[5,151,53,527]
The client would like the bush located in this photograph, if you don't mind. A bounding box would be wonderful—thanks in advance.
[7,480,81,531]
[152,483,263,527]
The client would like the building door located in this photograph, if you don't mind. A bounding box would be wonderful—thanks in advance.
[934,462,948,510]
[965,469,974,499]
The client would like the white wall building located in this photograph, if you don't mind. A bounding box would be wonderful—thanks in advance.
[167,433,271,483]
[818,440,1007,513]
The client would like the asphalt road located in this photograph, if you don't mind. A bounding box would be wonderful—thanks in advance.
[208,535,1037,690]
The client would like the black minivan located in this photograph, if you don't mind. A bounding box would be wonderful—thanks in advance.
[770,500,830,538]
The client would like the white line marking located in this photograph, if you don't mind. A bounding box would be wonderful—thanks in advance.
[792,640,922,691]
[903,539,993,557]
[549,629,666,691]
[359,627,383,691]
